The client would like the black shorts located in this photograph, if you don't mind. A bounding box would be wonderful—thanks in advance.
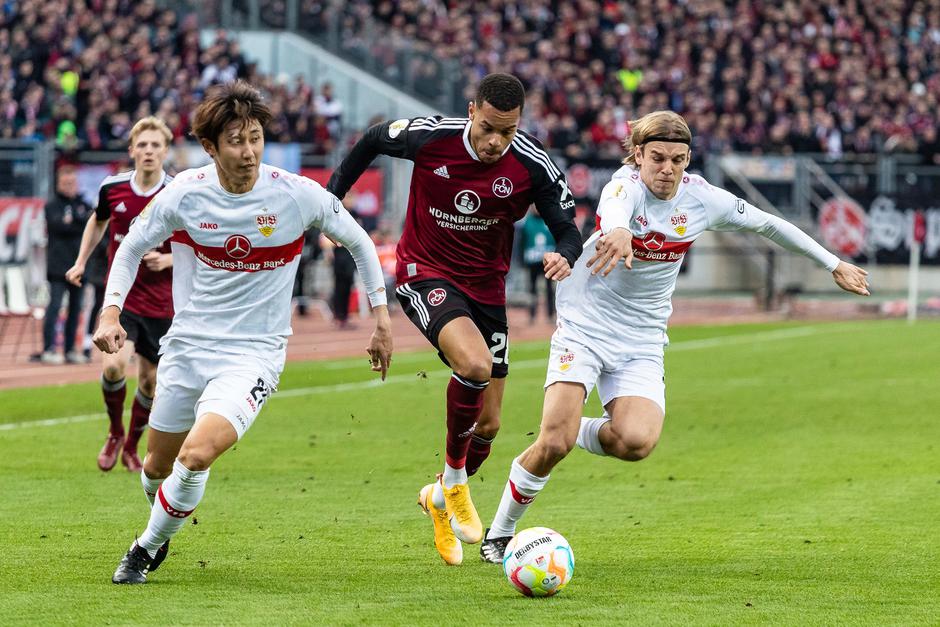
[395,279,509,378]
[120,310,172,365]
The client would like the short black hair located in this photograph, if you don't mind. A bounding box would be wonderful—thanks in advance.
[475,73,525,114]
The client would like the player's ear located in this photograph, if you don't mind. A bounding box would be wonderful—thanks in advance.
[199,137,217,158]
[468,100,476,119]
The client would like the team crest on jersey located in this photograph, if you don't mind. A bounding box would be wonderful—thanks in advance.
[492,177,513,198]
[671,213,688,236]
[427,288,447,307]
[454,190,481,215]
[559,351,575,372]
[256,213,277,237]
[388,119,409,139]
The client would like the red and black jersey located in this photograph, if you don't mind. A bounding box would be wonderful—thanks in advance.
[328,116,581,305]
[96,170,174,319]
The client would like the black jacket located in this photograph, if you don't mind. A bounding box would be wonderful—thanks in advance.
[45,192,93,280]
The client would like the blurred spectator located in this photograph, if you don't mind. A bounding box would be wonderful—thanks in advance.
[40,166,92,365]
[330,0,940,158]
[519,208,556,322]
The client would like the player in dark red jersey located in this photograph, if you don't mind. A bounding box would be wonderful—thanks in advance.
[328,73,582,565]
[66,117,175,474]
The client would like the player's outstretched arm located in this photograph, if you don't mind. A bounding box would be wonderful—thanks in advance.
[93,305,127,354]
[832,261,870,296]
[586,227,634,276]
[366,305,393,380]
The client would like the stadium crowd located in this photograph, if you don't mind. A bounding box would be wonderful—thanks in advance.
[3,0,939,164]
[333,0,940,163]
[0,0,343,153]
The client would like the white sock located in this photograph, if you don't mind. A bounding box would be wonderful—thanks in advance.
[141,470,162,507]
[576,415,611,456]
[487,457,550,539]
[138,460,209,556]
[442,462,467,488]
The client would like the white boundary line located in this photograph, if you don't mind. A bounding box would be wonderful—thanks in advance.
[0,326,820,431]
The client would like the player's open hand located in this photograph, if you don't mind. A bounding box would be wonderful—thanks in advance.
[542,252,571,281]
[587,227,633,276]
[142,251,172,272]
[832,261,870,296]
[93,306,127,354]
[65,263,85,286]
[366,306,393,380]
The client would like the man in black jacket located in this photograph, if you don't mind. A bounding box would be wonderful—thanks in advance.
[41,165,93,364]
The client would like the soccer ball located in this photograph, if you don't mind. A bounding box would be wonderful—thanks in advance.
[502,527,574,597]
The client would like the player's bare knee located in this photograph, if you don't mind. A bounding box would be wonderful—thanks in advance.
[102,365,125,382]
[143,457,172,479]
[138,376,156,398]
[535,434,574,465]
[176,447,214,472]
[453,359,492,384]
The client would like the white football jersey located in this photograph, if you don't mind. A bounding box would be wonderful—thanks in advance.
[104,163,386,357]
[557,166,839,353]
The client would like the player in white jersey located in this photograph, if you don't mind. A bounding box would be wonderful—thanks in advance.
[95,82,393,584]
[479,110,870,562]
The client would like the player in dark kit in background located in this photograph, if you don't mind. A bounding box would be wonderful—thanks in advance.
[66,117,175,474]
[328,73,582,565]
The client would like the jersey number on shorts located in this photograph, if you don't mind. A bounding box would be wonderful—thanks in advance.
[489,332,508,365]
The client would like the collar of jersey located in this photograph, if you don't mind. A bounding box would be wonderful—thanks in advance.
[462,120,512,162]
[129,170,167,197]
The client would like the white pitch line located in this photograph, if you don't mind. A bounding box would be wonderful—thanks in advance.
[1,326,821,431]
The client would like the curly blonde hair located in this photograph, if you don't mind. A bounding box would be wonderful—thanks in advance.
[622,110,692,166]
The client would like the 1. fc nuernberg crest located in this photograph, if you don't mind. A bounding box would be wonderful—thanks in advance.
[256,212,277,237]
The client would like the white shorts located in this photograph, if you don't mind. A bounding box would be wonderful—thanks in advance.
[149,344,279,440]
[544,325,666,412]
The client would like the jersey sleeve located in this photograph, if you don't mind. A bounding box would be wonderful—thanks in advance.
[706,185,840,272]
[517,134,582,266]
[327,117,423,200]
[102,184,183,311]
[94,181,111,221]
[595,179,638,234]
[292,175,387,308]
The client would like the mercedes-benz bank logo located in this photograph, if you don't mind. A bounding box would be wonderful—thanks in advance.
[454,190,481,215]
[225,234,252,259]
[642,232,666,251]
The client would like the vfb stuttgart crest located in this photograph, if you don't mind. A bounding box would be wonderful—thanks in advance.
[427,288,447,306]
[257,213,277,237]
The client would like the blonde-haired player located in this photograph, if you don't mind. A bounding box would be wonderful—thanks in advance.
[67,116,175,474]
[480,110,870,562]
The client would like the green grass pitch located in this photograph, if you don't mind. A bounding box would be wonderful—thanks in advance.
[0,320,937,625]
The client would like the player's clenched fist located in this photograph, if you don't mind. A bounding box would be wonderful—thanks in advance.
[93,305,127,353]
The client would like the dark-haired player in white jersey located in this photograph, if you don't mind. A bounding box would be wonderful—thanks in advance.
[67,117,175,474]
[98,81,393,584]
[480,110,870,563]
[328,73,582,565]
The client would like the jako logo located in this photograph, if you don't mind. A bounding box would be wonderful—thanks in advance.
[200,222,219,230]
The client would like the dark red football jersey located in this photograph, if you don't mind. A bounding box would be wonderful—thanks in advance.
[96,170,174,318]
[329,116,581,305]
